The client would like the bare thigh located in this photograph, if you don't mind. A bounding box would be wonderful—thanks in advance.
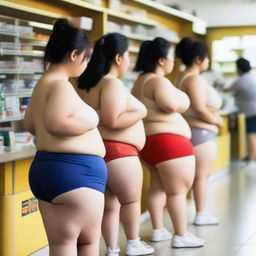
[156,156,195,194]
[194,140,217,178]
[107,156,143,203]
[39,188,104,245]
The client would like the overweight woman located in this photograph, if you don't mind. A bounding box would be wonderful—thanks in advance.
[24,19,107,256]
[77,33,154,256]
[175,37,223,226]
[132,37,204,248]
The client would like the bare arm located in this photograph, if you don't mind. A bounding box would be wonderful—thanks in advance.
[24,105,35,135]
[43,81,98,136]
[101,79,146,130]
[154,77,189,113]
[186,76,223,126]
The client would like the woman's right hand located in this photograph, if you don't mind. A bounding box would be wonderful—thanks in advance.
[72,103,99,130]
[127,93,147,118]
[215,114,224,127]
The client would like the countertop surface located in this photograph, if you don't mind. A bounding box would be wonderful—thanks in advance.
[0,145,36,163]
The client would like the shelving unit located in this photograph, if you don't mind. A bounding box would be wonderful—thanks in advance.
[0,14,48,125]
[0,115,24,123]
[3,89,33,97]
[0,69,42,74]
[123,32,154,41]
[0,3,209,256]
[0,49,44,57]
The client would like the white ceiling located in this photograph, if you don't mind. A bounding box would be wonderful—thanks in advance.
[158,0,256,27]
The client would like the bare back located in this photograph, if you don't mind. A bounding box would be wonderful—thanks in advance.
[78,76,146,150]
[132,73,191,138]
[27,74,105,156]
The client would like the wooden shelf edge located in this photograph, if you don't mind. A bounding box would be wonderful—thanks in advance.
[59,0,158,26]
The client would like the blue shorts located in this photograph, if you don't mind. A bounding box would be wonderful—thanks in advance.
[29,151,108,202]
[246,115,256,133]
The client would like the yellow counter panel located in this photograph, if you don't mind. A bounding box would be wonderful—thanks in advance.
[0,154,47,256]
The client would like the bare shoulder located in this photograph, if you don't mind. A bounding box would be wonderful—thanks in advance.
[148,76,172,89]
[100,77,124,94]
[102,76,123,87]
[186,74,205,85]
[48,80,76,95]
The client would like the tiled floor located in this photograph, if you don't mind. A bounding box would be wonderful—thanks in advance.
[31,162,256,256]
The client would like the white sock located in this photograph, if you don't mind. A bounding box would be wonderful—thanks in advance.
[153,227,164,232]
[127,237,140,245]
[196,211,206,216]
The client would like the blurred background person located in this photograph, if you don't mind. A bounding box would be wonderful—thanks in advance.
[225,57,256,171]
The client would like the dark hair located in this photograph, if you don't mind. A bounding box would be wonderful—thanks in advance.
[134,37,171,73]
[175,37,208,67]
[78,32,128,91]
[236,57,251,73]
[44,19,90,68]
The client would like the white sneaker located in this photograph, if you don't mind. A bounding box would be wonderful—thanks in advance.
[105,247,120,256]
[193,212,220,226]
[172,232,205,248]
[151,227,172,242]
[244,161,256,173]
[126,238,154,256]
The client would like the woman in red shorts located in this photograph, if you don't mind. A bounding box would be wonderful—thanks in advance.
[132,37,204,248]
[77,33,154,256]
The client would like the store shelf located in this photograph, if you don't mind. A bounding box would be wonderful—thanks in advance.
[131,0,199,23]
[130,0,206,34]
[129,46,139,53]
[0,49,44,57]
[0,69,43,74]
[0,144,36,163]
[0,30,48,44]
[106,9,158,26]
[32,42,47,47]
[0,0,62,23]
[28,21,53,31]
[0,115,24,123]
[58,0,105,13]
[123,32,153,41]
[58,0,158,26]
[3,89,33,97]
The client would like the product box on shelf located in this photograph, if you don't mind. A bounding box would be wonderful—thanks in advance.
[71,16,93,30]
[0,127,15,147]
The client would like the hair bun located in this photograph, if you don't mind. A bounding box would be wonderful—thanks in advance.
[53,19,70,34]
[175,37,193,58]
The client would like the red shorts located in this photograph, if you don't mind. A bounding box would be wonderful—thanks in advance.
[103,140,138,163]
[140,133,194,166]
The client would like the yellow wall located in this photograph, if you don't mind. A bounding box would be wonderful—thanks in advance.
[206,26,256,70]
[207,26,256,42]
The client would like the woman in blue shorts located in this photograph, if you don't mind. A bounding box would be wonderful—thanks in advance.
[24,19,107,256]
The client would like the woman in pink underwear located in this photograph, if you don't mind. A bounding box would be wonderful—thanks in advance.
[77,33,154,256]
[132,37,204,248]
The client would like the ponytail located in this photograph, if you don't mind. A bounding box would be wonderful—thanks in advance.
[78,32,128,91]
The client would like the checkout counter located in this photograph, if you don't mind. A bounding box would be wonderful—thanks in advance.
[0,146,47,256]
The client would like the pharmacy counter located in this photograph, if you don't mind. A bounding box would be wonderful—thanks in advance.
[0,145,47,256]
